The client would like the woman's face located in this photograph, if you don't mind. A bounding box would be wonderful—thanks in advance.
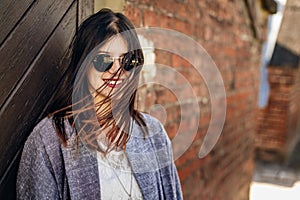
[87,36,129,100]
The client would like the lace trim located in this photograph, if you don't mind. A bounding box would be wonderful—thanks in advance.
[96,146,144,199]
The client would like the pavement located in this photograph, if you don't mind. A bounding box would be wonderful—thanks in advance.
[250,161,300,200]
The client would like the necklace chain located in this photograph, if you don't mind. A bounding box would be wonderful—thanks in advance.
[104,155,133,199]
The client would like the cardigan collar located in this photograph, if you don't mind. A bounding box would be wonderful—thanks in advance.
[61,140,101,199]
[61,133,161,199]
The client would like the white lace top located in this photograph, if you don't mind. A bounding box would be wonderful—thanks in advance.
[96,139,143,200]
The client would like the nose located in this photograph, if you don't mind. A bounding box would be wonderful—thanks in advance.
[107,57,121,74]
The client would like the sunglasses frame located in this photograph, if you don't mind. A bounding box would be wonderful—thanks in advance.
[92,51,142,73]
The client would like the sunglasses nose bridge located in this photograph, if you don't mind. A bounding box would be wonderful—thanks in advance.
[107,57,122,73]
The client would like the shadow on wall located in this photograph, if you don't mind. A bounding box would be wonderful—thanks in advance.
[256,42,300,166]
[270,43,300,67]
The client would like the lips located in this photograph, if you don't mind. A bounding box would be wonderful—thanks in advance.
[103,78,124,88]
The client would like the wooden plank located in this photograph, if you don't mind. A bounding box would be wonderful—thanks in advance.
[0,3,77,179]
[0,0,34,45]
[78,0,94,25]
[0,149,21,200]
[0,0,73,108]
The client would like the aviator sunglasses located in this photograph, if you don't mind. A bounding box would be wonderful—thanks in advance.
[92,52,142,72]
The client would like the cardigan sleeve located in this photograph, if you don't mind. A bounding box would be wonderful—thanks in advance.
[168,143,183,200]
[143,114,183,199]
[17,121,61,200]
[127,113,184,199]
[160,124,183,200]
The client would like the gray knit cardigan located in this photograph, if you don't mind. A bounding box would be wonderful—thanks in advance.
[17,113,183,200]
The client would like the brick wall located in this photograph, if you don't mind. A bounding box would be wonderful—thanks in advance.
[124,0,264,199]
[256,66,300,162]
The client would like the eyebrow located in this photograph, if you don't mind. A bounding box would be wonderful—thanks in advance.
[96,51,127,56]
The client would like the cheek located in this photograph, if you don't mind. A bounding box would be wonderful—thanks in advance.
[87,67,104,90]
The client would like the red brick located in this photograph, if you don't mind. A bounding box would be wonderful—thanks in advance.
[123,0,267,199]
[143,9,159,27]
[171,54,183,68]
[155,88,177,105]
[124,4,142,27]
[165,122,179,139]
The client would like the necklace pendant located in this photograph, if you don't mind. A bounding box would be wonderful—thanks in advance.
[128,196,132,200]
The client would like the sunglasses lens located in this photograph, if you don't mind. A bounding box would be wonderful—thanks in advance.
[92,52,143,72]
[92,54,113,72]
[122,52,143,71]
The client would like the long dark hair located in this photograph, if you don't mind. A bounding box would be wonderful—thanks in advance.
[49,8,147,152]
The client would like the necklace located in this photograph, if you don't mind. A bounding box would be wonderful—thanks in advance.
[104,155,133,200]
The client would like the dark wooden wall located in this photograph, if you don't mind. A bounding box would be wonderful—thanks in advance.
[0,0,93,199]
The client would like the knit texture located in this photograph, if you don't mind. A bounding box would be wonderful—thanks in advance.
[17,113,183,200]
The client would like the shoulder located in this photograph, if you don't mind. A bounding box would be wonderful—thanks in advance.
[135,112,171,146]
[22,117,63,158]
[31,117,56,136]
[20,117,66,173]
[141,113,167,137]
[18,118,67,198]
[127,113,174,173]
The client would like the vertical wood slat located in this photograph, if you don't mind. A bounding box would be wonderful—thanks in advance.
[78,0,94,25]
[0,150,22,200]
[0,2,77,179]
[0,0,34,45]
[0,0,73,108]
[0,0,95,198]
[37,0,95,121]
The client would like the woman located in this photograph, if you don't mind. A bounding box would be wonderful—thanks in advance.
[17,8,182,200]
